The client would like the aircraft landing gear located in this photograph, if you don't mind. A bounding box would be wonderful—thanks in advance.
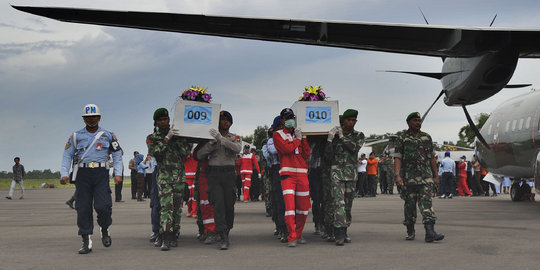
[510,179,531,201]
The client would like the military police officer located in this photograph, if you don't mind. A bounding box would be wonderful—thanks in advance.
[326,109,364,246]
[60,104,123,254]
[394,112,444,243]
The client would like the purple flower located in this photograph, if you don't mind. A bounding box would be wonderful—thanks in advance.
[202,93,211,102]
[309,95,319,101]
[319,91,326,99]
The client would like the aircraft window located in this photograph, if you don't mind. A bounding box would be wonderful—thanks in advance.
[505,121,510,132]
[518,119,524,130]
[526,116,531,129]
[488,124,492,135]
[512,119,517,131]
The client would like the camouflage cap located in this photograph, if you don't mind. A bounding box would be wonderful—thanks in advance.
[153,108,169,120]
[406,112,421,122]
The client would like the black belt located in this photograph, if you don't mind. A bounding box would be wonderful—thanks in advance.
[206,166,235,173]
[79,162,107,168]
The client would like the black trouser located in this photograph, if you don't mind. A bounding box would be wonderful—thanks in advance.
[271,164,286,228]
[235,174,242,200]
[75,167,112,235]
[441,172,454,196]
[368,174,378,196]
[308,167,323,226]
[144,172,152,198]
[250,171,261,200]
[114,170,123,201]
[380,170,388,193]
[207,167,236,233]
[150,170,161,233]
[130,169,137,199]
[358,172,367,196]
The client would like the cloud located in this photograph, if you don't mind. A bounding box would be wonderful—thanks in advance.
[0,22,54,33]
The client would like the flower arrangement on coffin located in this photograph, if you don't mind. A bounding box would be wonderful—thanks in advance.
[181,86,212,103]
[298,85,326,101]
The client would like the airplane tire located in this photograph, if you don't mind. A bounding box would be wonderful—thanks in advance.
[510,183,523,202]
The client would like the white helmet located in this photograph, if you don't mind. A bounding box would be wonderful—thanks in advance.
[82,104,101,116]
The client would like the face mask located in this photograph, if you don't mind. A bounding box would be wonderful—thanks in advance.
[284,119,295,129]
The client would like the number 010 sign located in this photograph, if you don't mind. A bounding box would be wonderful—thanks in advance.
[184,105,212,125]
[305,106,331,124]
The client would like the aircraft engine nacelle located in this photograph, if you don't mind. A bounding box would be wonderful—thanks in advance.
[535,152,540,195]
[441,47,519,106]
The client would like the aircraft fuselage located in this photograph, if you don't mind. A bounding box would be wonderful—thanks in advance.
[476,90,540,183]
[441,47,519,106]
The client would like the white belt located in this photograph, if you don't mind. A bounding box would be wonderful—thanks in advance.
[79,162,107,168]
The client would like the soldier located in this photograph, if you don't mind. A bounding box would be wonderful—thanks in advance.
[146,108,192,251]
[379,152,395,194]
[394,112,444,243]
[60,104,123,254]
[326,109,364,246]
[197,111,242,250]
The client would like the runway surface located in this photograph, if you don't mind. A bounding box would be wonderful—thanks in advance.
[1,188,539,270]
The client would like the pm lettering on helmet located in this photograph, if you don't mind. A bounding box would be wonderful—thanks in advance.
[86,106,96,114]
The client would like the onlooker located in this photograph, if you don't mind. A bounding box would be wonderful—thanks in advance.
[470,155,484,196]
[457,156,472,196]
[129,151,139,200]
[143,154,156,198]
[366,152,379,197]
[356,154,367,197]
[6,157,25,200]
[438,151,455,199]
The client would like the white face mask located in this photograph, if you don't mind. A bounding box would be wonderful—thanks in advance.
[284,119,295,128]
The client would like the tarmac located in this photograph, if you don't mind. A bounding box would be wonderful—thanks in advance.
[1,187,539,270]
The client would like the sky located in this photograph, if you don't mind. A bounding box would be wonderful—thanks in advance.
[2,0,540,172]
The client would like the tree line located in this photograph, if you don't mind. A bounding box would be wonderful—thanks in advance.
[0,169,60,179]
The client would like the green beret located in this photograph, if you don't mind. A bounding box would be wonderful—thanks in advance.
[406,112,421,122]
[153,108,169,121]
[342,109,358,119]
[339,114,343,123]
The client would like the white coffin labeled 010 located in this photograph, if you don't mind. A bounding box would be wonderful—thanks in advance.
[173,100,221,139]
[291,100,339,135]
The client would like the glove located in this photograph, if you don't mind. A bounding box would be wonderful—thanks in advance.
[337,126,344,139]
[209,128,222,140]
[294,128,302,138]
[327,126,339,142]
[165,125,178,141]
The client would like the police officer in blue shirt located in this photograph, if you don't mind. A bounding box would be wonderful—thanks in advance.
[60,104,123,254]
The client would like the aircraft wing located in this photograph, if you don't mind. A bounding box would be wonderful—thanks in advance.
[12,5,540,58]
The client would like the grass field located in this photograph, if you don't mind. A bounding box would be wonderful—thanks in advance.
[0,178,133,190]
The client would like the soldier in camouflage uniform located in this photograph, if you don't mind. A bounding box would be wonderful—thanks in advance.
[394,112,444,243]
[379,153,395,194]
[326,109,365,246]
[146,108,192,251]
[261,138,274,217]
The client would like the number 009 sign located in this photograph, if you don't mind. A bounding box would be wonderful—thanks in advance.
[305,106,331,124]
[184,105,212,125]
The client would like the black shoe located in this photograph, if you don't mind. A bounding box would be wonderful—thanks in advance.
[313,223,321,235]
[405,224,415,240]
[78,235,92,254]
[160,233,170,251]
[219,232,230,250]
[100,227,111,247]
[115,200,124,203]
[6,196,12,200]
[66,199,75,209]
[149,232,159,243]
[326,227,335,242]
[424,223,444,243]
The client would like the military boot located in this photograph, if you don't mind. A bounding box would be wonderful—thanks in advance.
[160,233,170,251]
[78,234,92,254]
[149,231,159,243]
[406,224,415,240]
[424,223,445,243]
[335,228,345,246]
[344,227,351,243]
[154,233,162,247]
[280,226,288,243]
[170,231,178,248]
[219,231,230,250]
[100,227,112,247]
[326,226,335,242]
[204,232,217,245]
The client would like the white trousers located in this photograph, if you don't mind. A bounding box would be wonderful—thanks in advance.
[8,179,24,198]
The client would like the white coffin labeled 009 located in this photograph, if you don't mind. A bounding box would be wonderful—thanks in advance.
[291,100,339,135]
[173,100,221,139]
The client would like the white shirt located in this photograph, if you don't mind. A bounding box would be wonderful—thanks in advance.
[358,159,367,173]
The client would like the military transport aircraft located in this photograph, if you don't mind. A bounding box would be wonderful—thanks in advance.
[476,89,540,201]
[11,5,540,148]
